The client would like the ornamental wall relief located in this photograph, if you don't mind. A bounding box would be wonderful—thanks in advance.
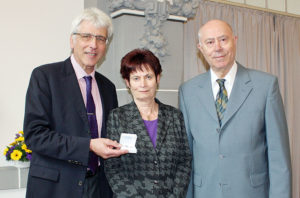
[108,0,199,57]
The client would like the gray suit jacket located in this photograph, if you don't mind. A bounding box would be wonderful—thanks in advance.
[179,63,291,198]
[104,99,192,198]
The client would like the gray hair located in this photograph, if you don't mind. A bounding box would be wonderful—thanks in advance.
[70,7,113,40]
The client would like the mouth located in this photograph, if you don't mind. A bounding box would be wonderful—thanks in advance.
[139,90,149,93]
[213,55,226,61]
[85,52,97,57]
[214,54,225,58]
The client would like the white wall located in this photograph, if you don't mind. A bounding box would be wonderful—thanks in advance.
[0,0,84,155]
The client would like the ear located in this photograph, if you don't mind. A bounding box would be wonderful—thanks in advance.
[156,74,161,84]
[234,35,238,45]
[125,79,130,88]
[197,43,204,54]
[70,35,74,50]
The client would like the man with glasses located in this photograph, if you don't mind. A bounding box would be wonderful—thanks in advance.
[179,19,291,198]
[24,8,127,198]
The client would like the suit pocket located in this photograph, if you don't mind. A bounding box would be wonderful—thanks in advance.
[250,172,267,187]
[193,173,202,187]
[29,164,60,182]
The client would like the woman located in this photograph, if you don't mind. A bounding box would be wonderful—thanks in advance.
[104,49,192,198]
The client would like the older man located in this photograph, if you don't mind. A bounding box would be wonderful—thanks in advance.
[24,8,127,198]
[179,19,291,198]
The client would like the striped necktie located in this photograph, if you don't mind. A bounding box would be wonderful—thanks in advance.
[215,79,228,126]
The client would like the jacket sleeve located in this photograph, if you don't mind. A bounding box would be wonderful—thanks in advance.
[23,67,90,165]
[265,77,292,198]
[104,111,142,198]
[168,110,192,198]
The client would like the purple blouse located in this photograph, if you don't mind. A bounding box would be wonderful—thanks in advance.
[143,119,158,148]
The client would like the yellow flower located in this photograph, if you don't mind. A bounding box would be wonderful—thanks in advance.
[18,131,24,135]
[10,150,23,161]
[3,148,9,156]
[22,144,27,150]
[22,143,32,153]
[9,141,17,146]
[15,136,24,142]
[25,149,32,153]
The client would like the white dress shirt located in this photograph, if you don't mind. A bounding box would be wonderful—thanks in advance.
[210,61,237,100]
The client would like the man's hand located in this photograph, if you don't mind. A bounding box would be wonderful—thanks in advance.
[90,138,128,159]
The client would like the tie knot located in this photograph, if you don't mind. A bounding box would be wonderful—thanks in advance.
[83,76,92,83]
[216,79,226,88]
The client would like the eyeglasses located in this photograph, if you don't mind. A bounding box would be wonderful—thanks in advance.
[73,32,107,44]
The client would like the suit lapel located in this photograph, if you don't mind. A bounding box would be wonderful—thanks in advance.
[127,100,169,153]
[155,101,170,152]
[197,72,219,123]
[95,73,107,137]
[221,64,253,127]
[127,102,156,153]
[61,58,90,134]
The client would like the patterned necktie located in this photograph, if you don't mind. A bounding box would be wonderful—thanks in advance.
[84,76,98,173]
[215,79,228,126]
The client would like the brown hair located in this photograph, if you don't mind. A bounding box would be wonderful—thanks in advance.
[120,49,162,81]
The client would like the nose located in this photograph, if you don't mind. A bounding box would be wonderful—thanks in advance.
[140,78,145,87]
[89,36,97,48]
[214,40,222,50]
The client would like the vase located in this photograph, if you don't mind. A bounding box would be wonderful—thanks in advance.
[10,161,30,168]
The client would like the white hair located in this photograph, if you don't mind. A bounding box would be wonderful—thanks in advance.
[70,7,113,40]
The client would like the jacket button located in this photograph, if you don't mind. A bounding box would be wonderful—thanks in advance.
[78,180,83,186]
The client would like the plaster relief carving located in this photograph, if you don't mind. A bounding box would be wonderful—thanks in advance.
[108,0,199,58]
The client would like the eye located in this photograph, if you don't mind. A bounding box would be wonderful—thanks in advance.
[221,38,227,43]
[81,33,92,40]
[205,40,214,47]
[132,77,139,81]
[146,75,153,80]
[96,35,107,43]
[219,37,228,45]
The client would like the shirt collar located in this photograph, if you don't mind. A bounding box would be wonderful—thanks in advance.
[210,61,237,86]
[210,61,237,99]
[71,54,95,80]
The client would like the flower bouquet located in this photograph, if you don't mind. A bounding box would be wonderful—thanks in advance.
[3,131,32,162]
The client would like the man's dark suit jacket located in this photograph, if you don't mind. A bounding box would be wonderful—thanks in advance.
[23,57,118,198]
[104,99,192,198]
